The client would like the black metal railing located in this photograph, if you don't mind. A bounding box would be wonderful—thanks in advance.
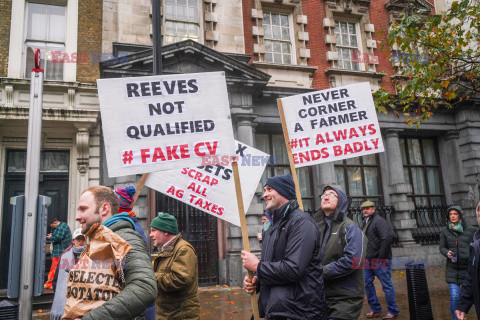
[410,205,449,245]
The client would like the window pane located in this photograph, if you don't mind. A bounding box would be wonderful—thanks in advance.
[335,167,346,193]
[427,168,441,194]
[348,167,363,196]
[280,15,289,27]
[272,135,288,164]
[430,197,443,206]
[346,157,360,165]
[263,13,271,24]
[350,35,357,47]
[297,168,311,197]
[283,54,291,64]
[272,26,281,39]
[7,150,27,172]
[264,25,272,38]
[273,53,282,63]
[403,167,410,185]
[27,3,48,40]
[364,167,379,195]
[423,139,437,165]
[411,167,426,194]
[281,27,290,40]
[274,167,290,177]
[41,151,69,172]
[271,14,279,26]
[255,134,269,154]
[48,5,66,42]
[414,197,428,206]
[363,154,377,165]
[408,139,422,165]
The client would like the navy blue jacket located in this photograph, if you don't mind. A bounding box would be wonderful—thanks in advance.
[457,229,480,318]
[257,200,326,320]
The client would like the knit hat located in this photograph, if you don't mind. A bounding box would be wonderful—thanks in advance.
[360,201,375,208]
[150,213,179,235]
[264,174,296,200]
[447,205,463,217]
[114,186,136,212]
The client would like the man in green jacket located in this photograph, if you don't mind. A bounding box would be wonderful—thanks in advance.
[45,217,72,289]
[74,186,157,320]
[150,213,200,320]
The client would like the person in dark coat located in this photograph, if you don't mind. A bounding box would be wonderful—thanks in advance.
[456,201,480,320]
[315,186,366,320]
[242,174,326,320]
[439,205,476,320]
[361,201,398,319]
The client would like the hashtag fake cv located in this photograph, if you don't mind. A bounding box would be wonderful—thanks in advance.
[122,141,220,166]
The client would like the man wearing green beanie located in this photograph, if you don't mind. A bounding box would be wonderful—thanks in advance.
[149,213,200,319]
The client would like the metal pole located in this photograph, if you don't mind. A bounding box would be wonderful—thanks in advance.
[135,0,163,203]
[152,0,162,75]
[19,49,44,319]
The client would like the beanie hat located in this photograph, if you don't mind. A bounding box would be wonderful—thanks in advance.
[150,213,179,235]
[447,205,464,217]
[114,186,136,212]
[264,174,296,200]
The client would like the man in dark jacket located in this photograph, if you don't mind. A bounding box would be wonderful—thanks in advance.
[242,174,326,320]
[455,202,480,320]
[74,186,157,320]
[361,201,398,319]
[315,186,365,320]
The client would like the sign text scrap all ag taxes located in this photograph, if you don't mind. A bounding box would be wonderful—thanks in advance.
[145,141,269,226]
[97,72,235,177]
[279,82,384,168]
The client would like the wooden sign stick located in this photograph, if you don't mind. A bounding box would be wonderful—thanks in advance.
[277,99,304,211]
[132,172,150,207]
[232,161,261,320]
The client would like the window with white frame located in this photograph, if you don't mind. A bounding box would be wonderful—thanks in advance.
[24,2,66,80]
[334,21,360,71]
[164,0,200,44]
[263,12,293,64]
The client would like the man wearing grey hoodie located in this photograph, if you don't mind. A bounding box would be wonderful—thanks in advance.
[315,186,366,320]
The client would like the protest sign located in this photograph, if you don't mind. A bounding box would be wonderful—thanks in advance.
[145,141,269,226]
[278,82,384,168]
[97,71,235,177]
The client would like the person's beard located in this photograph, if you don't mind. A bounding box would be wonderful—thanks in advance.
[81,206,102,234]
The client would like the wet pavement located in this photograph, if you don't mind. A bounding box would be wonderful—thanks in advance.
[32,266,478,319]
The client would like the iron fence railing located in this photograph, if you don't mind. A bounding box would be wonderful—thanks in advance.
[410,205,449,245]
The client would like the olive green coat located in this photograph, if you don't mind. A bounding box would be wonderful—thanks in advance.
[153,234,200,320]
[83,220,157,320]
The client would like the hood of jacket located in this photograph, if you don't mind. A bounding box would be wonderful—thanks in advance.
[322,185,348,214]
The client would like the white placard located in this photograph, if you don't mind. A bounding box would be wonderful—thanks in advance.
[145,141,269,226]
[279,82,384,167]
[97,71,235,177]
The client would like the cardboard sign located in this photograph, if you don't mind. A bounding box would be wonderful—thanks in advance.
[97,72,235,177]
[279,82,384,167]
[145,141,269,226]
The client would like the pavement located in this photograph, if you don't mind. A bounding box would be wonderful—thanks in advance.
[31,266,478,319]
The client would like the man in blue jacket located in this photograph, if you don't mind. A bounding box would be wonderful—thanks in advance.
[315,186,366,320]
[242,174,326,320]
